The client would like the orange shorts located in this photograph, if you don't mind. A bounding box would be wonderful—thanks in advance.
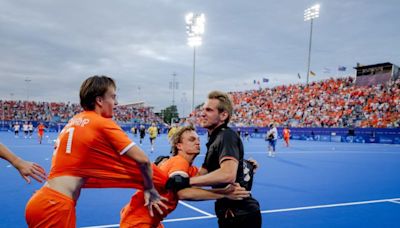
[120,222,164,228]
[25,186,76,228]
[120,203,164,228]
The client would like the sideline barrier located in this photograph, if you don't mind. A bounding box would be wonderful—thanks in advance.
[2,120,399,144]
[224,126,400,144]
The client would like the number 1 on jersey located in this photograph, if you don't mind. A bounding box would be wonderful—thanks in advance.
[65,127,75,154]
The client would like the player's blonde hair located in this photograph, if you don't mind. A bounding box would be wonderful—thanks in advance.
[170,125,196,156]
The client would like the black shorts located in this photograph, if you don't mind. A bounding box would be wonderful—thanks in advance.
[217,210,261,228]
[150,137,156,143]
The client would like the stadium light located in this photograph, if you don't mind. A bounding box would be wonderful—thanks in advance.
[304,4,320,85]
[185,12,205,111]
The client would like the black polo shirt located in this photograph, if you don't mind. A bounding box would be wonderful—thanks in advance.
[203,123,260,217]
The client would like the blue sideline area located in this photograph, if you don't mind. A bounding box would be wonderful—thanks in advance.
[2,120,400,144]
[1,131,399,228]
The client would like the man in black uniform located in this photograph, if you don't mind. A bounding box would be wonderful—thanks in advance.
[189,91,261,228]
[139,124,146,145]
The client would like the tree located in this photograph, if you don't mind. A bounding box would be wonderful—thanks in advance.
[161,105,179,124]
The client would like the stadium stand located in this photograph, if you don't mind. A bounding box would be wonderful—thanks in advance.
[191,76,400,128]
[1,76,399,132]
[0,100,162,124]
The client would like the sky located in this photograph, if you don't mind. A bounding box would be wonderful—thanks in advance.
[0,0,399,116]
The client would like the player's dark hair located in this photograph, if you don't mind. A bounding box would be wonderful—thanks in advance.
[79,75,116,110]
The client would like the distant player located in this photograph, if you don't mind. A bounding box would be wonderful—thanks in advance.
[130,126,136,136]
[266,123,278,157]
[37,122,46,144]
[139,125,146,145]
[167,124,178,142]
[148,122,158,152]
[22,122,29,138]
[13,122,20,137]
[28,122,34,138]
[237,127,242,138]
[0,143,46,183]
[283,126,291,147]
[244,131,250,142]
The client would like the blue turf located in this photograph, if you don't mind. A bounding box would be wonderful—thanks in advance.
[0,131,399,228]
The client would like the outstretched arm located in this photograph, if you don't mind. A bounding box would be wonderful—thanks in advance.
[0,143,47,183]
[124,145,168,216]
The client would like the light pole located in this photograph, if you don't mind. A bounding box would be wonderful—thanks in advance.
[304,4,320,85]
[185,12,205,111]
[169,72,178,107]
[25,77,31,100]
[181,92,188,117]
[137,86,141,100]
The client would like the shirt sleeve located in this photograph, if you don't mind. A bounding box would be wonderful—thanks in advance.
[218,131,240,163]
[102,119,136,155]
[167,156,190,177]
[188,166,199,177]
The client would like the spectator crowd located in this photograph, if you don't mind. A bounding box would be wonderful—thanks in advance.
[0,100,162,124]
[1,77,399,128]
[192,77,400,128]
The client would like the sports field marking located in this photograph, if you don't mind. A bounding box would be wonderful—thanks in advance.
[261,197,400,213]
[80,197,400,228]
[245,151,400,155]
[388,200,400,204]
[178,201,214,216]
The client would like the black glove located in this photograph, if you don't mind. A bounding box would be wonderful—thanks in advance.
[154,156,170,166]
[165,175,190,191]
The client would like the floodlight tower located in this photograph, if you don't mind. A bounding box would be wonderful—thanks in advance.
[304,4,320,85]
[185,12,205,111]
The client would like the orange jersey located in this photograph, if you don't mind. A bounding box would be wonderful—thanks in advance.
[120,155,198,227]
[48,111,167,189]
[38,124,45,136]
[283,129,290,138]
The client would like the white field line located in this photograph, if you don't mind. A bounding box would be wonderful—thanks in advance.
[178,201,214,216]
[261,197,400,213]
[80,197,400,228]
[245,151,400,155]
[388,200,400,204]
